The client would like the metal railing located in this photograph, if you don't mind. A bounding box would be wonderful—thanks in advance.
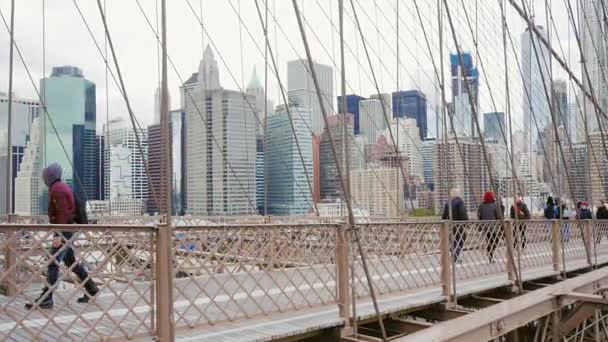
[0,218,604,340]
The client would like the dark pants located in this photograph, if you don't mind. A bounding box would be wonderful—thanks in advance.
[486,230,502,260]
[44,242,96,300]
[452,226,466,260]
[514,224,527,250]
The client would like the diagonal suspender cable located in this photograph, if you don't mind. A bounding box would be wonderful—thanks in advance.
[93,0,162,213]
[349,0,415,213]
[442,0,522,293]
[0,7,98,216]
[5,0,15,215]
[292,1,387,340]
[225,0,403,213]
[138,0,318,214]
[507,0,608,123]
[252,0,319,216]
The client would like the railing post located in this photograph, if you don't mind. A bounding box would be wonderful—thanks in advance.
[584,220,593,266]
[155,223,174,341]
[440,221,453,302]
[3,214,17,296]
[336,224,352,334]
[551,220,561,272]
[504,220,517,282]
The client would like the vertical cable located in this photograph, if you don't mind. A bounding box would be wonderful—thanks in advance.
[5,0,15,215]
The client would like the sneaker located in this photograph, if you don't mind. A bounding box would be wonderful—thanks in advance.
[25,295,53,310]
[77,289,98,303]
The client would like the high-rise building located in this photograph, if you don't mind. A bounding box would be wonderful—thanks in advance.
[14,118,43,215]
[564,142,589,203]
[434,138,490,211]
[267,104,313,215]
[552,80,570,135]
[287,59,333,135]
[256,136,265,214]
[521,26,551,154]
[41,66,97,201]
[246,67,274,136]
[392,90,428,141]
[96,134,105,200]
[421,138,436,190]
[450,53,479,137]
[350,167,403,217]
[337,94,366,134]
[370,93,392,125]
[483,112,506,142]
[185,46,257,216]
[0,92,39,213]
[146,109,185,216]
[589,132,608,203]
[359,98,386,145]
[385,118,423,182]
[579,0,608,133]
[104,118,148,216]
[320,114,354,201]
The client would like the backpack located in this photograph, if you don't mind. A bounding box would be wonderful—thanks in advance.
[73,194,88,224]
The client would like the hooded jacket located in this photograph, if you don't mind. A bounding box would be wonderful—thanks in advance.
[43,164,76,225]
[442,197,468,221]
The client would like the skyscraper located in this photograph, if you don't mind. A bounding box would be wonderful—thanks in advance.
[579,0,608,133]
[146,109,185,216]
[483,112,506,142]
[359,98,386,145]
[41,66,97,200]
[14,118,43,215]
[246,67,274,136]
[392,90,428,141]
[0,92,39,213]
[185,46,257,216]
[552,80,570,136]
[385,117,424,182]
[450,53,479,137]
[267,104,313,215]
[421,138,436,190]
[104,118,148,215]
[287,59,333,135]
[337,94,366,134]
[521,26,551,154]
[320,114,354,201]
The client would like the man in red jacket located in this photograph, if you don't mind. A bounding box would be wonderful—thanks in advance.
[25,163,98,309]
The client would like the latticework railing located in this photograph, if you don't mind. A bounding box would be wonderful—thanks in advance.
[171,224,338,328]
[0,224,156,341]
[353,222,443,297]
[1,219,608,340]
[451,221,508,281]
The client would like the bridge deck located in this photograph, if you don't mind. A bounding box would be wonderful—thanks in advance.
[1,248,600,342]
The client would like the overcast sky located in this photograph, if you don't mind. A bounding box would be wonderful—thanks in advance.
[0,0,581,137]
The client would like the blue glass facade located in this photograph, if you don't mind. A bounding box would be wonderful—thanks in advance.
[392,90,428,141]
[483,112,506,142]
[42,66,97,202]
[337,94,366,135]
[267,104,313,215]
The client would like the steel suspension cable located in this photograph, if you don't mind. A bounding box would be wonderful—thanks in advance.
[293,1,387,339]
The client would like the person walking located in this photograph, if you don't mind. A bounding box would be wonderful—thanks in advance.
[577,201,593,220]
[442,188,468,262]
[510,195,531,250]
[25,163,99,310]
[477,191,502,263]
[544,196,558,219]
[596,201,608,243]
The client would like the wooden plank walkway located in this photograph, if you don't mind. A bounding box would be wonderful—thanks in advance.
[0,243,603,341]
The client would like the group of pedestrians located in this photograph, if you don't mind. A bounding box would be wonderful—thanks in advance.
[442,189,608,265]
[441,189,530,263]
